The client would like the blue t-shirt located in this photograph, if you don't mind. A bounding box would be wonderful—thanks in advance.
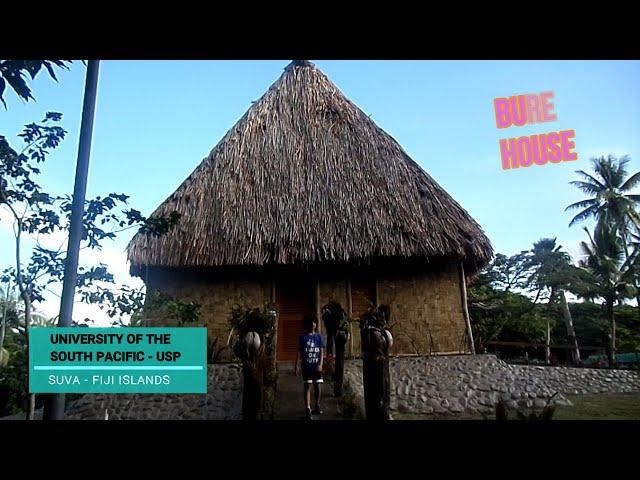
[299,332,324,371]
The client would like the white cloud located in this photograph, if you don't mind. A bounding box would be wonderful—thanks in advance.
[1,216,144,327]
[0,204,17,232]
[564,240,589,266]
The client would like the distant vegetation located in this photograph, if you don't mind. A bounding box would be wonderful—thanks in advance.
[470,155,640,367]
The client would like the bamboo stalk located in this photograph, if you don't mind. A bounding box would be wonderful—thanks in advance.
[347,278,353,359]
[458,261,475,355]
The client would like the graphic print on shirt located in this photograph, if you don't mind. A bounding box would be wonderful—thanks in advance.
[299,333,324,369]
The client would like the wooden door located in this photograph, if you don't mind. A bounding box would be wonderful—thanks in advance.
[276,280,315,361]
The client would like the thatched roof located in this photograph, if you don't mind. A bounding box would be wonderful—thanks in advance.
[127,60,493,275]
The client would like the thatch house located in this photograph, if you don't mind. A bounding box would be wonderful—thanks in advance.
[127,60,493,361]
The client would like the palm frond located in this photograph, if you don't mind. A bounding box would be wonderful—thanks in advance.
[620,171,640,192]
[568,204,601,227]
[569,180,604,196]
[564,198,597,212]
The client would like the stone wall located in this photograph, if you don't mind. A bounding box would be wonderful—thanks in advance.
[65,364,242,420]
[511,365,640,395]
[378,262,469,356]
[344,355,640,417]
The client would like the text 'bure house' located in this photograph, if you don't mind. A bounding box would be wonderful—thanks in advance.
[126,61,493,361]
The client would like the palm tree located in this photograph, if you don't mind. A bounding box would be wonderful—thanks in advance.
[566,155,640,233]
[527,238,582,365]
[0,289,50,334]
[566,154,640,317]
[578,222,638,368]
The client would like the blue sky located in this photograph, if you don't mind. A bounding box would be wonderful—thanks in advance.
[1,60,639,322]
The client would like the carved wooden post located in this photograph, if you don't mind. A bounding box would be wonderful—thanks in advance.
[360,307,391,421]
[240,332,262,421]
[334,329,349,397]
[324,323,336,356]
[322,302,349,397]
[232,305,277,420]
[361,327,374,418]
[241,357,261,421]
[381,332,391,418]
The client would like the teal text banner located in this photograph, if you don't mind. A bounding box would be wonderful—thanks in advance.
[29,327,207,394]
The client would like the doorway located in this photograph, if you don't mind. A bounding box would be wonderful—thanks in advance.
[275,280,316,362]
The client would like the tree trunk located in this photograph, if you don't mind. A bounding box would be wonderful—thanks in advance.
[545,288,555,365]
[545,320,551,365]
[559,289,580,365]
[0,286,8,350]
[15,228,35,420]
[606,298,616,369]
[22,293,35,420]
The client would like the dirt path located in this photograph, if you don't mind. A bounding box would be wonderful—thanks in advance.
[274,363,343,420]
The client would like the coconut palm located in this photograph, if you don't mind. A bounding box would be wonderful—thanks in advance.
[566,155,640,318]
[566,155,640,233]
[526,238,582,365]
[0,288,50,337]
[578,222,638,368]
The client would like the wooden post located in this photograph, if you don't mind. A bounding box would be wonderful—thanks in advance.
[361,326,390,421]
[242,360,261,421]
[315,279,321,335]
[458,261,476,355]
[373,278,379,305]
[347,279,353,359]
[271,279,276,303]
[271,279,278,360]
[334,330,347,397]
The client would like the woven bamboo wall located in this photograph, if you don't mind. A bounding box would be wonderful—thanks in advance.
[145,272,269,346]
[377,262,469,355]
[143,262,469,359]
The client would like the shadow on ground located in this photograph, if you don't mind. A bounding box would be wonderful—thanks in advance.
[274,363,345,420]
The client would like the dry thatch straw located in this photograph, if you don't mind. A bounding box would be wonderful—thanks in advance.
[127,60,493,275]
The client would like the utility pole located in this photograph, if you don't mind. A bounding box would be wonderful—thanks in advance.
[43,60,100,420]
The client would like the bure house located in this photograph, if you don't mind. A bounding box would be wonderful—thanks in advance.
[127,61,493,361]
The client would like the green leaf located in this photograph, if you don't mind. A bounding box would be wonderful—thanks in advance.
[43,62,59,81]
[0,77,5,108]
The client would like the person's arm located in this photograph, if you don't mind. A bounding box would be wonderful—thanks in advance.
[316,335,325,372]
[317,346,324,373]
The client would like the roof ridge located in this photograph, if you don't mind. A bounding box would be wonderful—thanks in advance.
[285,60,315,70]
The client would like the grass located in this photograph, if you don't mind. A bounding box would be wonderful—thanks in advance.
[554,393,640,420]
[393,393,640,420]
[336,381,364,420]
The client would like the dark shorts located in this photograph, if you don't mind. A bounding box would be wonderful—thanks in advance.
[302,368,323,384]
